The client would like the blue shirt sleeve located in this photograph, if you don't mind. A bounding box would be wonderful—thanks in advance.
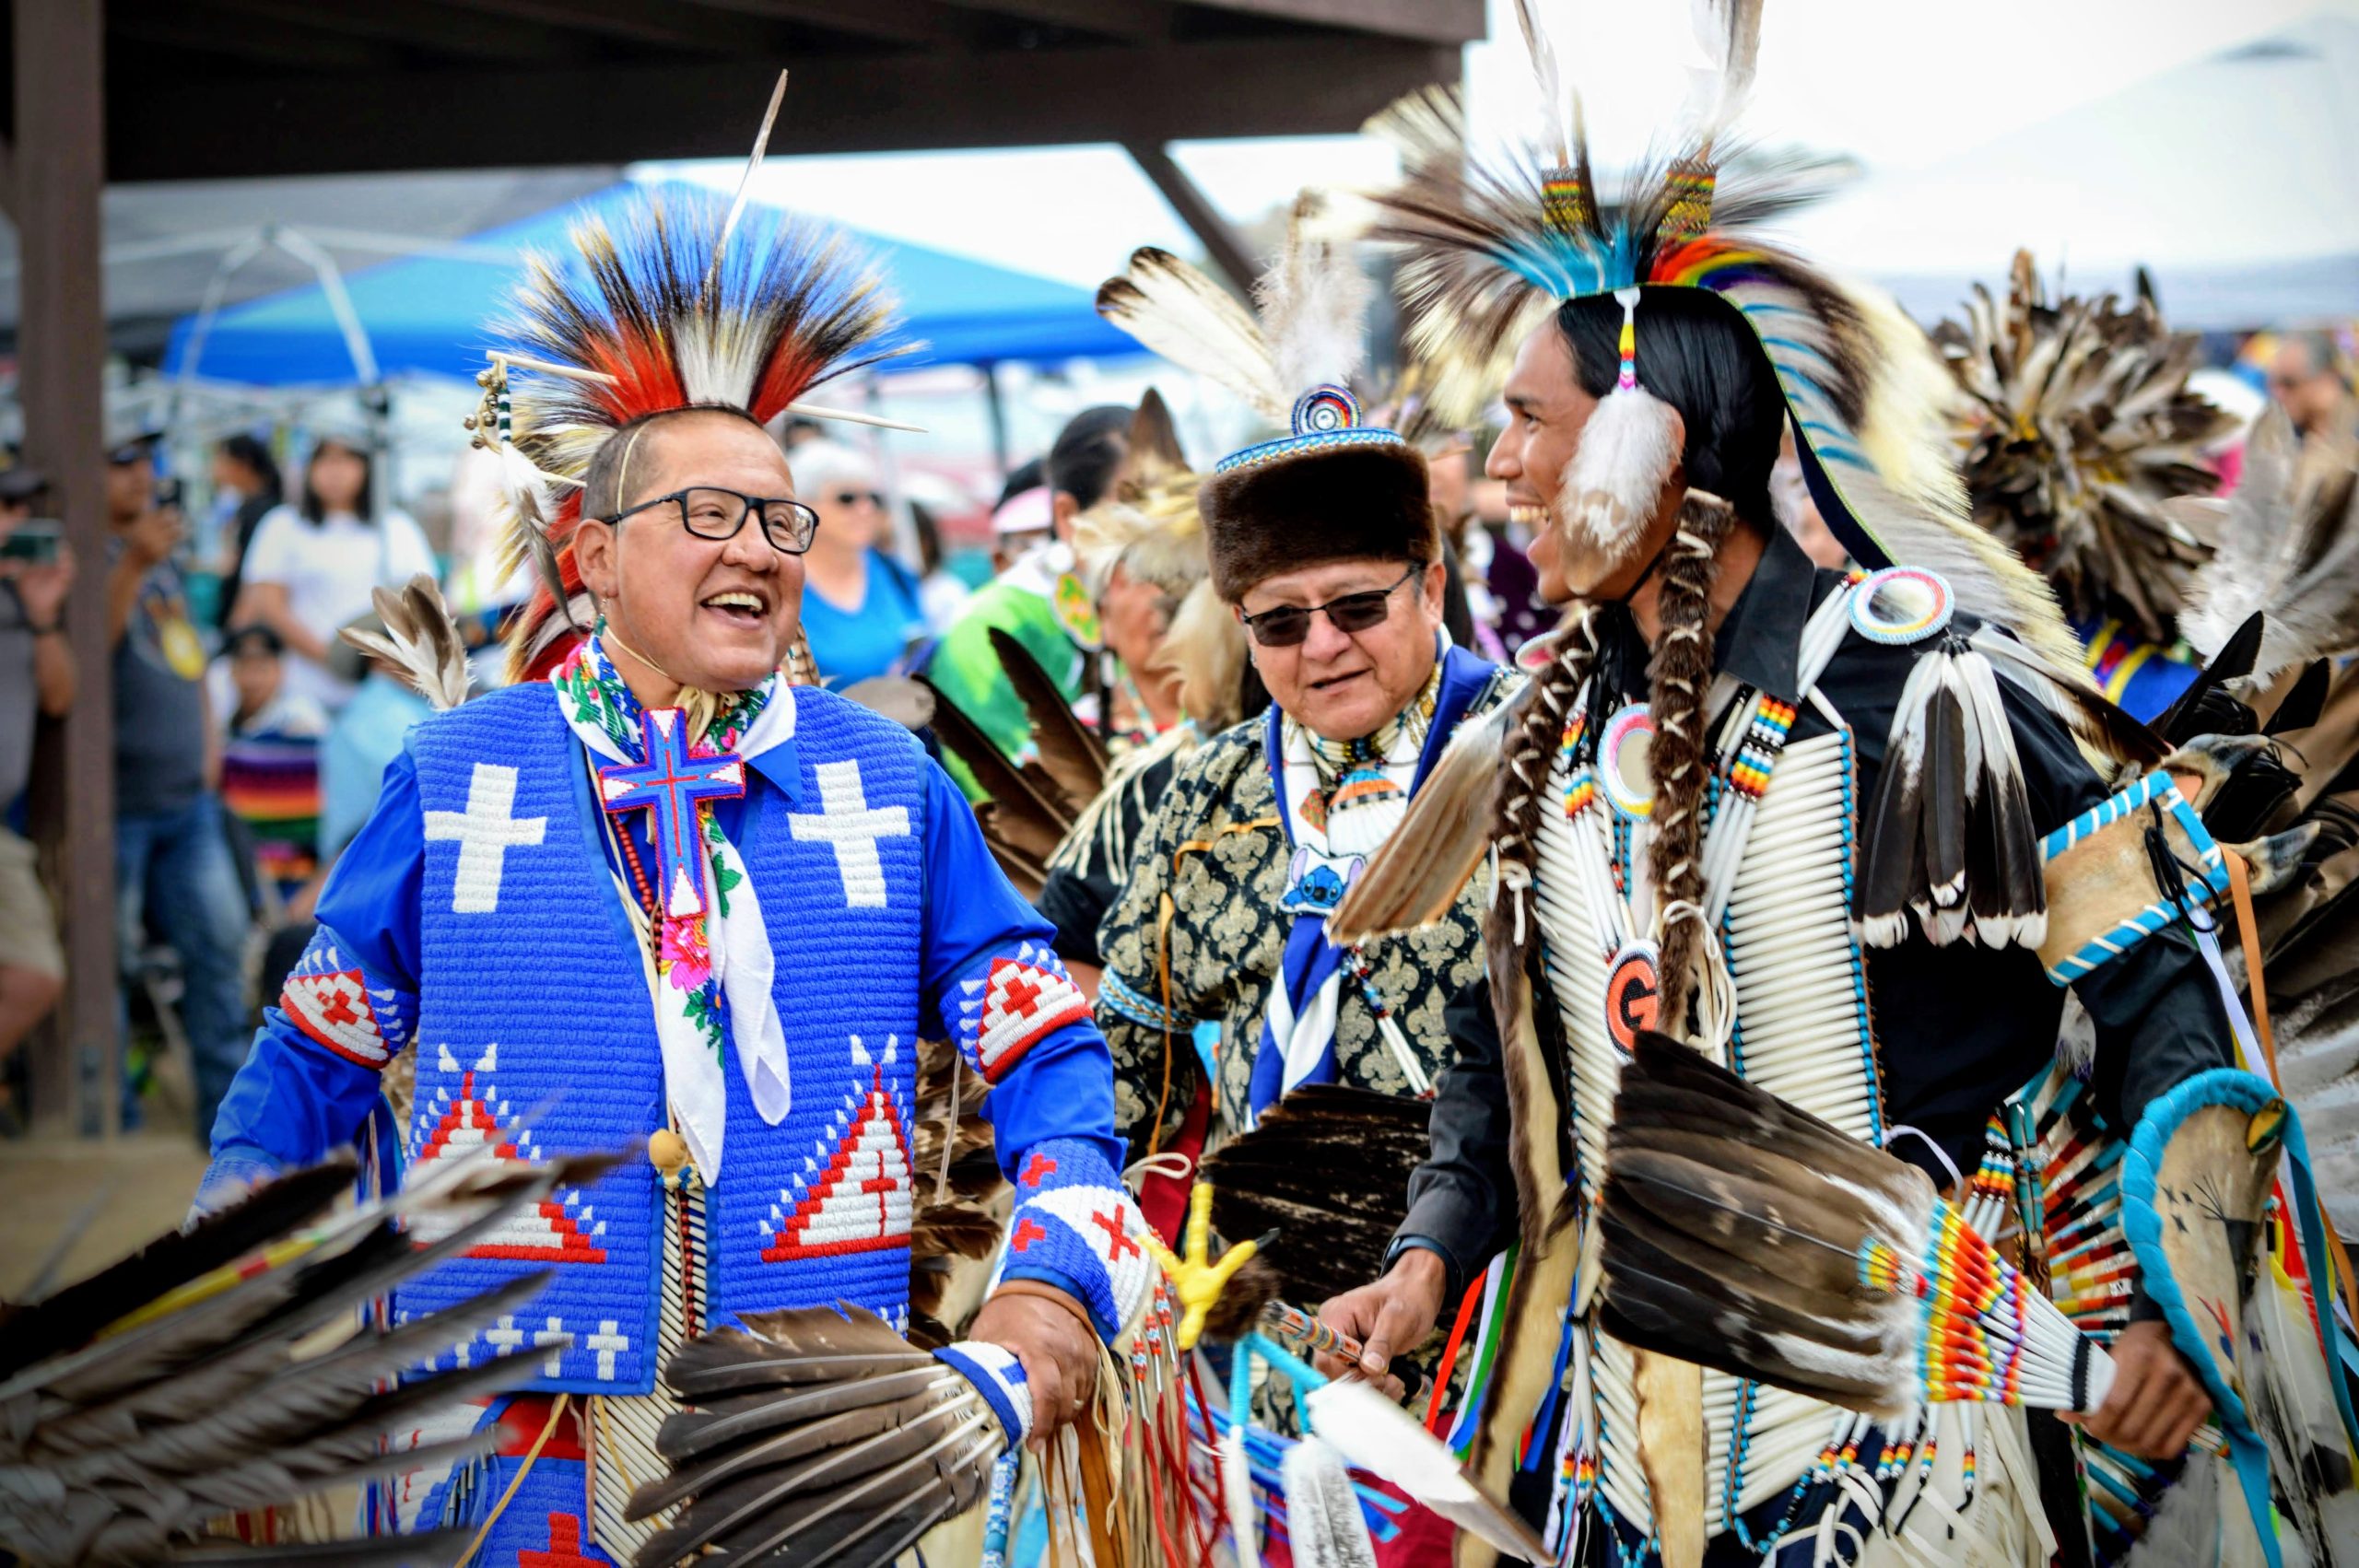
[915,757,1121,1183]
[205,751,428,1181]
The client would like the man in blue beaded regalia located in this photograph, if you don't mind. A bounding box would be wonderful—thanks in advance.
[197,190,1151,1563]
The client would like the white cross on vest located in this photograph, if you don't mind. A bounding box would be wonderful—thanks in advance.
[789,759,911,909]
[423,763,548,914]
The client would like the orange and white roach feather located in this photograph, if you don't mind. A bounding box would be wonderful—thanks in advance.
[489,190,904,682]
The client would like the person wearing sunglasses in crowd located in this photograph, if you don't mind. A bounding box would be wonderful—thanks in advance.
[1091,373,1514,1214]
[786,439,928,685]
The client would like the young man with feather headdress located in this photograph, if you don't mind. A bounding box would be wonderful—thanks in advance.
[192,185,1156,1564]
[1084,209,1516,1237]
[1313,5,2359,1565]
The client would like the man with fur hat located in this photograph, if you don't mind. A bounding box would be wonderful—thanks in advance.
[1089,231,1513,1193]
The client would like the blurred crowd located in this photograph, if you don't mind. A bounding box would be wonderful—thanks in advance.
[0,322,2350,1141]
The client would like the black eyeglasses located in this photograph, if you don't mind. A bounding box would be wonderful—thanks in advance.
[1238,565,1419,649]
[607,486,820,555]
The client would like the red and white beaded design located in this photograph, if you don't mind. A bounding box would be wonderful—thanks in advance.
[958,942,1090,1082]
[281,965,393,1069]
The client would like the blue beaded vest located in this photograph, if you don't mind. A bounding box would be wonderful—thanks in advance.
[394,683,925,1394]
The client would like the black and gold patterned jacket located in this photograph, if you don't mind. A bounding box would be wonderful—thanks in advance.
[1094,674,1517,1159]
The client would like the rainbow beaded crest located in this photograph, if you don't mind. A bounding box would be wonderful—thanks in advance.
[1213,382,1411,474]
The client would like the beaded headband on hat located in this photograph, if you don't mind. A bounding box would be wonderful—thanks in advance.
[1214,383,1410,474]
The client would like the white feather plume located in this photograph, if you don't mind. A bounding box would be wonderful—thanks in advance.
[1684,0,1765,146]
[1096,190,1374,423]
[2178,404,2359,676]
[1256,192,1373,400]
[1560,382,1683,560]
[1097,249,1284,419]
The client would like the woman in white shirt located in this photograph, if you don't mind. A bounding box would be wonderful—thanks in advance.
[232,435,434,712]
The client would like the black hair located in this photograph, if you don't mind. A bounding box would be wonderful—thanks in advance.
[299,436,375,526]
[996,458,1046,510]
[1553,288,1788,530]
[909,500,945,577]
[1045,404,1133,511]
[580,404,770,521]
[217,433,282,501]
[223,622,286,658]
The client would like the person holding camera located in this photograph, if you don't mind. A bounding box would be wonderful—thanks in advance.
[0,466,73,1097]
[105,432,251,1141]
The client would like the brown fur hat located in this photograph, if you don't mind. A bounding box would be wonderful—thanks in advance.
[1198,439,1436,602]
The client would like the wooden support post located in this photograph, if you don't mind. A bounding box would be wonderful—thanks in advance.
[982,362,1010,479]
[1123,141,1260,298]
[16,0,113,1136]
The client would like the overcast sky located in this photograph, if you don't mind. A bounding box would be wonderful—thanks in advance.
[638,0,2353,290]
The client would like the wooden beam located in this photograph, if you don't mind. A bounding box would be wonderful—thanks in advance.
[110,3,398,70]
[429,0,792,52]
[1188,0,1485,45]
[112,37,1461,179]
[16,0,113,1137]
[194,0,578,62]
[1124,141,1256,295]
[679,0,980,49]
[942,0,1172,41]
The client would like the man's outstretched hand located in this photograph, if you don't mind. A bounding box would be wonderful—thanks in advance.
[970,1284,1100,1451]
[2063,1318,2212,1459]
[1316,1247,1448,1402]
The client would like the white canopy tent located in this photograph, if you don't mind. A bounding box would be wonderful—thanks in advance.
[1765,11,2359,331]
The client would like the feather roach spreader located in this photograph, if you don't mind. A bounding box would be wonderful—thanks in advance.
[0,1139,620,1566]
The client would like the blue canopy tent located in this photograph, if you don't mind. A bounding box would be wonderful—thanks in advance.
[162,179,1138,385]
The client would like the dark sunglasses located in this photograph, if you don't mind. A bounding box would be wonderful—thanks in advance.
[1238,565,1419,649]
[832,489,885,509]
[607,486,819,555]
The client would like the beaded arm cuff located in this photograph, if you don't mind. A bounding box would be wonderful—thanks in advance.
[274,924,418,1072]
[950,939,1091,1084]
[934,1340,1035,1446]
[994,1136,1157,1341]
[2036,772,2228,985]
[1097,968,1190,1031]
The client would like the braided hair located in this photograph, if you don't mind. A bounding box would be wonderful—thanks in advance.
[1490,609,1599,957]
[1647,493,1736,1029]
